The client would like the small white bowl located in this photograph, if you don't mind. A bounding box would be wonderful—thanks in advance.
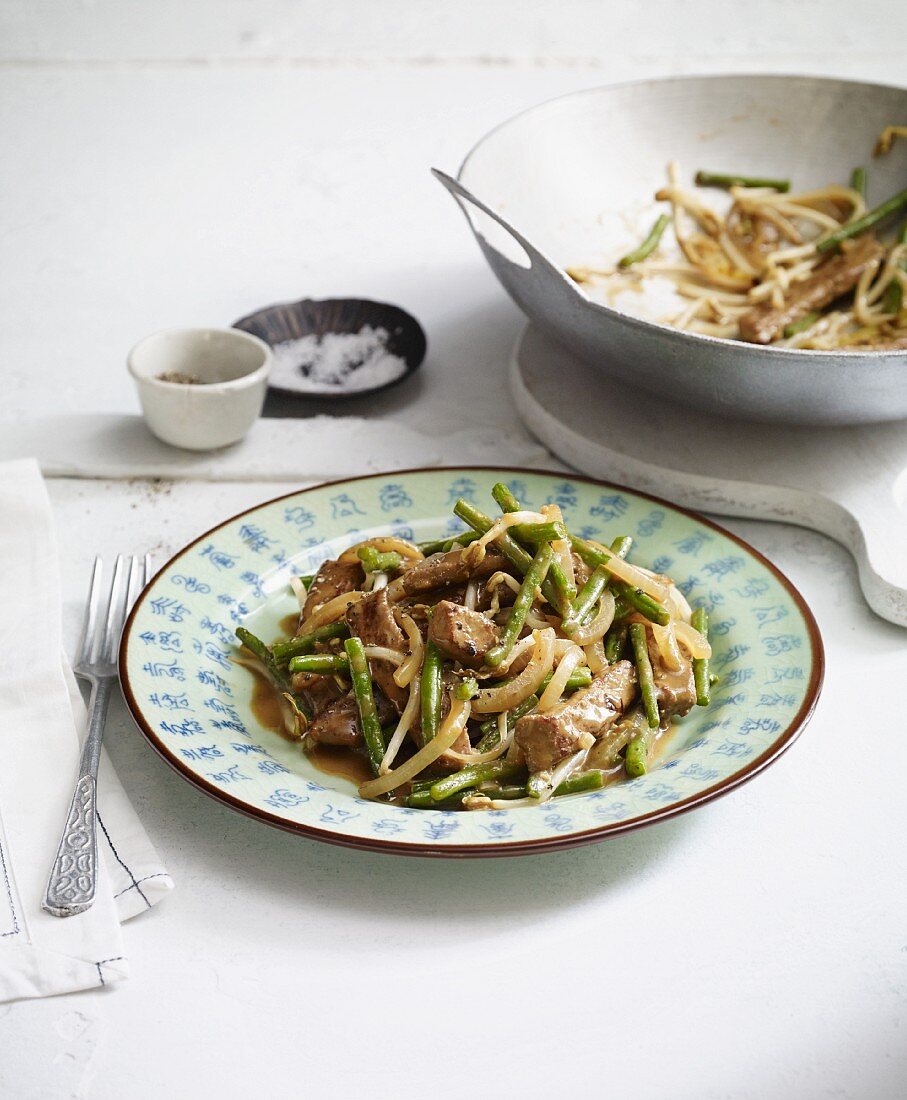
[127,328,272,451]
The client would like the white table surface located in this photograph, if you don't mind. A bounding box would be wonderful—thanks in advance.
[2,6,906,1097]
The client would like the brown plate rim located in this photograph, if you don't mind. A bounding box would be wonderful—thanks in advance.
[118,465,825,858]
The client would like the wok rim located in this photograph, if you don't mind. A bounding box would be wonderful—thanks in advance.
[457,71,907,363]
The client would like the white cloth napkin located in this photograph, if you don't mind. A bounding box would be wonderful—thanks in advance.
[0,458,173,1003]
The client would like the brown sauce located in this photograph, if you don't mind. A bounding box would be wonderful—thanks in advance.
[279,612,299,637]
[249,661,371,785]
[250,666,289,736]
[306,742,373,787]
[248,653,681,796]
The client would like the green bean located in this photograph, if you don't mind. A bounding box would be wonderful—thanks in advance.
[344,637,386,776]
[420,639,443,743]
[417,530,481,556]
[235,627,287,686]
[485,542,554,668]
[409,777,437,793]
[357,546,404,574]
[629,622,659,729]
[783,311,821,338]
[604,622,629,663]
[694,170,790,192]
[488,483,576,612]
[608,535,634,561]
[570,534,671,624]
[508,521,569,544]
[491,482,522,514]
[562,565,610,634]
[454,499,569,615]
[625,727,654,777]
[476,694,539,751]
[816,187,907,253]
[526,773,550,800]
[538,666,593,695]
[618,214,671,268]
[691,607,711,707]
[430,760,524,802]
[883,279,903,314]
[455,499,533,568]
[612,582,670,626]
[455,675,479,701]
[297,574,314,587]
[881,219,907,313]
[554,770,606,796]
[287,653,350,675]
[271,621,349,661]
[850,166,867,198]
[405,790,465,810]
[477,783,528,800]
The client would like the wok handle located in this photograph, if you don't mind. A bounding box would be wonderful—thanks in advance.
[431,169,566,283]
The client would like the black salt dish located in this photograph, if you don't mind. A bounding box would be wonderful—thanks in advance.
[233,297,427,401]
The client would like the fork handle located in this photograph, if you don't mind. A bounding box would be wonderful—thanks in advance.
[42,677,113,917]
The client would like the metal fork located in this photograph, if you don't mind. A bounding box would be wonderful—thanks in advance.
[43,554,151,918]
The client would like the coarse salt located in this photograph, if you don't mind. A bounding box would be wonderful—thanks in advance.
[269,325,408,394]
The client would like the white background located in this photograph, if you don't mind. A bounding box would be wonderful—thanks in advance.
[1,3,906,1098]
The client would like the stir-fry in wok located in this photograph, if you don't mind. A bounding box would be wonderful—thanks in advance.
[236,484,714,810]
[569,126,907,350]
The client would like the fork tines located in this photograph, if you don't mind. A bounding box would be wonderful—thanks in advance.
[75,554,153,674]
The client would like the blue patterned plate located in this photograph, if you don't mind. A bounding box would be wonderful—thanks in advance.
[119,468,823,856]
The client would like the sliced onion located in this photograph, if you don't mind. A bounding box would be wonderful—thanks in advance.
[534,748,589,805]
[486,571,520,615]
[675,620,712,660]
[584,639,607,673]
[370,573,389,592]
[361,695,471,798]
[339,537,424,563]
[666,583,693,623]
[393,611,424,687]
[652,622,684,671]
[363,645,405,665]
[298,590,364,634]
[281,692,308,738]
[471,629,555,714]
[525,609,559,630]
[473,633,535,680]
[289,574,308,612]
[379,678,421,774]
[580,541,669,601]
[569,591,616,646]
[544,503,575,591]
[538,644,585,711]
[465,511,549,564]
[464,580,479,611]
[443,740,511,765]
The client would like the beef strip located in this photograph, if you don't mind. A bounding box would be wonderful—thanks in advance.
[291,670,345,715]
[399,549,508,596]
[301,559,363,620]
[428,600,499,668]
[345,587,409,711]
[514,660,638,773]
[738,235,885,344]
[646,632,696,719]
[306,690,395,748]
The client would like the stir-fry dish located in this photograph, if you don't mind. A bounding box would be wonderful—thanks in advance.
[236,485,714,810]
[568,126,907,350]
